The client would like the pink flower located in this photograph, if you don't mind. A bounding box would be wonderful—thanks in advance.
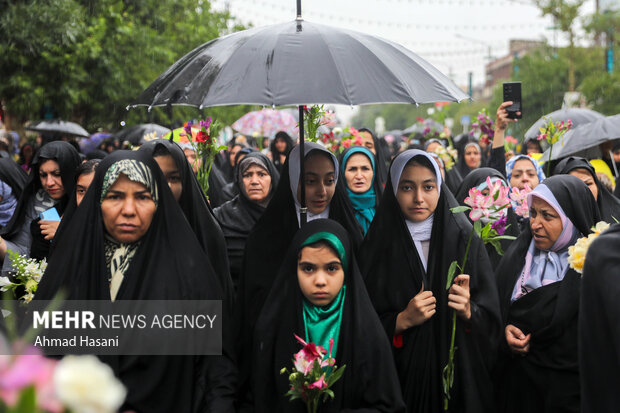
[348,127,359,136]
[195,131,209,143]
[342,140,352,148]
[293,335,326,374]
[0,350,63,412]
[416,117,425,123]
[354,136,363,146]
[464,188,493,221]
[537,133,547,141]
[510,185,532,218]
[308,375,328,390]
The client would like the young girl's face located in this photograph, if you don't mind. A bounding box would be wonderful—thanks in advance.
[297,244,344,307]
[396,164,439,222]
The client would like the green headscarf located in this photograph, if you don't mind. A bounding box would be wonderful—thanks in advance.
[300,231,347,359]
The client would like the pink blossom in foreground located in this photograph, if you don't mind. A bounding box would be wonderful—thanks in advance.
[308,375,328,390]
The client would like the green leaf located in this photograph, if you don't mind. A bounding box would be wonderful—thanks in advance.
[450,206,470,214]
[445,260,458,290]
[13,385,36,413]
[473,220,482,236]
[326,365,346,388]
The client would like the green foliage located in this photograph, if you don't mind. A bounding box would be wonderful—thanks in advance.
[0,0,247,132]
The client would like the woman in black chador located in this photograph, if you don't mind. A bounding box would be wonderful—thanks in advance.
[0,141,81,265]
[35,150,236,413]
[250,219,406,412]
[359,149,501,413]
[270,131,295,174]
[139,139,234,303]
[235,142,362,398]
[495,175,600,413]
[454,167,520,270]
[553,155,620,223]
[214,152,279,290]
[579,223,620,413]
[0,157,28,229]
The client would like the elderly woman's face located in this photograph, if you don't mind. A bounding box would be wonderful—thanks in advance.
[529,197,563,250]
[242,164,272,204]
[101,174,156,243]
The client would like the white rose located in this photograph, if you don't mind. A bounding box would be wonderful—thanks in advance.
[54,355,126,413]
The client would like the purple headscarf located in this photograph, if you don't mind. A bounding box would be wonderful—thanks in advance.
[511,183,581,302]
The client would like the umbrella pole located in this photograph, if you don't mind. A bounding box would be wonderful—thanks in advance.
[299,105,307,226]
[610,150,619,178]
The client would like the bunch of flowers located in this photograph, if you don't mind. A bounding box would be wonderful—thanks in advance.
[320,127,364,156]
[280,334,346,413]
[183,116,226,196]
[537,118,572,175]
[568,221,611,274]
[0,251,47,303]
[504,135,518,152]
[430,145,457,171]
[443,177,516,411]
[469,109,494,145]
[509,184,533,218]
[0,343,126,413]
[302,105,331,143]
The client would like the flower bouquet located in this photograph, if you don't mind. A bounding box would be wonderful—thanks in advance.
[536,118,572,175]
[568,221,611,274]
[469,109,494,146]
[280,334,346,413]
[443,177,516,411]
[431,145,458,172]
[0,340,126,413]
[0,250,47,303]
[183,116,227,196]
[302,105,331,143]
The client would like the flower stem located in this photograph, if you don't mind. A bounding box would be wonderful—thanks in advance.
[546,143,553,177]
[444,227,474,411]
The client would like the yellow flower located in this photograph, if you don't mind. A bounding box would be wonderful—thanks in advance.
[568,221,610,274]
[591,221,610,236]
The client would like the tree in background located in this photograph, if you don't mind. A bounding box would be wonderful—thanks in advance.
[0,0,251,135]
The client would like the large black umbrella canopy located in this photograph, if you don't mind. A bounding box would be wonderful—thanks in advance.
[539,114,620,162]
[130,13,468,224]
[524,108,605,141]
[26,119,89,138]
[129,20,469,108]
[113,123,171,145]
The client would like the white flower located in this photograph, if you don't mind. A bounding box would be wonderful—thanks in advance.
[54,355,126,413]
[0,276,13,292]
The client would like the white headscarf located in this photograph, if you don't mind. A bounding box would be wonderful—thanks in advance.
[288,143,339,226]
[390,149,443,271]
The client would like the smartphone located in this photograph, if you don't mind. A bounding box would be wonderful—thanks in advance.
[503,82,522,119]
[39,207,61,221]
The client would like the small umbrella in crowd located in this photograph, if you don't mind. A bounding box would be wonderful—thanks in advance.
[402,119,443,136]
[26,119,89,138]
[232,108,298,139]
[79,132,113,154]
[540,114,620,162]
[129,1,468,223]
[524,108,605,141]
[113,123,171,145]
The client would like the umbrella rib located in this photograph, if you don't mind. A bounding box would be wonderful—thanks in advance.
[316,27,354,106]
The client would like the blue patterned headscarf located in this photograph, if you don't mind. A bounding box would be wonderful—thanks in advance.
[341,147,376,235]
[505,155,546,184]
[0,181,17,226]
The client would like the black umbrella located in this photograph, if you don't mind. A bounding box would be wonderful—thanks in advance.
[540,114,620,162]
[524,108,605,141]
[113,123,171,145]
[26,119,89,138]
[130,2,468,223]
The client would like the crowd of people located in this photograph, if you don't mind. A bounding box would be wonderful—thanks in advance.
[0,100,619,412]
